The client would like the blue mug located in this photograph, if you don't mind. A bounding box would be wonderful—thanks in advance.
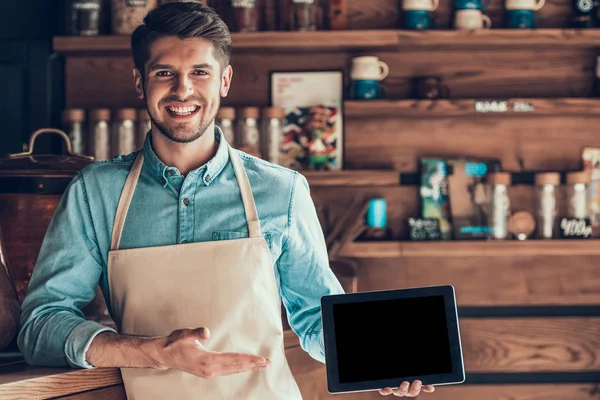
[455,0,490,9]
[506,9,536,28]
[404,9,433,29]
[351,80,386,100]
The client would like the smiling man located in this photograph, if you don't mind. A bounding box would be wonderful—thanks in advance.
[18,2,433,399]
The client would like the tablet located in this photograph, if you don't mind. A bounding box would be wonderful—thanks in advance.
[321,284,465,394]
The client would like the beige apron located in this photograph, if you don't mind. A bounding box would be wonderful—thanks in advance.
[107,146,302,399]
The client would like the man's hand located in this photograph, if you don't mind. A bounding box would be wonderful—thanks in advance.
[155,327,270,378]
[379,381,435,397]
[86,326,270,379]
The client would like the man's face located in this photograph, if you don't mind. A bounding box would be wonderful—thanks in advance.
[133,36,232,143]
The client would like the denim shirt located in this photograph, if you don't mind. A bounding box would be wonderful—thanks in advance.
[18,128,344,368]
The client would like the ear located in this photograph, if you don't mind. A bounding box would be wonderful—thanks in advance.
[133,68,144,100]
[220,65,233,98]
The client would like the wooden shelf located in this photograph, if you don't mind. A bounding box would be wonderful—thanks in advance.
[53,29,600,53]
[345,98,600,118]
[339,239,600,258]
[302,170,399,187]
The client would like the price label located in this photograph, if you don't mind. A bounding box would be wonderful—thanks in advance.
[474,100,508,113]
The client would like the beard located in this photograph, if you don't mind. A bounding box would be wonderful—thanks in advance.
[145,92,220,144]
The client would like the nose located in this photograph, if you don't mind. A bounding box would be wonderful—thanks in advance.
[171,74,194,98]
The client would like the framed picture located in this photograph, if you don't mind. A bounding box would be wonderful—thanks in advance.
[270,70,344,171]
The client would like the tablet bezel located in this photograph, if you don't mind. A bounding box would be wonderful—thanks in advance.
[321,284,465,394]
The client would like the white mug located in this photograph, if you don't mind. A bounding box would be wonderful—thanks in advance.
[505,0,544,9]
[351,56,389,81]
[403,0,439,11]
[454,9,492,29]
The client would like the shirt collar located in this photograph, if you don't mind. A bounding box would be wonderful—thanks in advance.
[142,126,230,187]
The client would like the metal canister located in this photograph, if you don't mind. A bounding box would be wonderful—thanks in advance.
[89,108,111,161]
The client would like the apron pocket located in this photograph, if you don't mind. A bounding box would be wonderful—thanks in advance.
[212,231,272,249]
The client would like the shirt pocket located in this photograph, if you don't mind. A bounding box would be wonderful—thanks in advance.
[212,231,273,250]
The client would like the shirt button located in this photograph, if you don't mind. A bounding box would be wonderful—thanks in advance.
[167,170,174,176]
[160,178,166,185]
[205,174,211,183]
[183,198,190,206]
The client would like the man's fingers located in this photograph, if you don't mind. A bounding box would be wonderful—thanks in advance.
[422,385,435,393]
[406,381,422,397]
[379,388,393,396]
[392,381,410,397]
[194,327,210,340]
[208,352,270,376]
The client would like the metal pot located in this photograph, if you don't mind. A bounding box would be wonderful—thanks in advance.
[0,128,113,327]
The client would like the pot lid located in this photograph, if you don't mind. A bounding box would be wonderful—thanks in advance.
[0,129,94,177]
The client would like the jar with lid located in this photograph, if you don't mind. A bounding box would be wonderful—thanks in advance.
[112,109,137,157]
[66,0,102,36]
[230,0,260,32]
[566,171,591,219]
[260,107,285,164]
[62,109,86,155]
[89,109,111,161]
[236,107,262,158]
[111,0,158,35]
[535,172,560,239]
[291,0,318,31]
[136,109,151,149]
[486,172,511,240]
[357,199,393,241]
[216,107,236,146]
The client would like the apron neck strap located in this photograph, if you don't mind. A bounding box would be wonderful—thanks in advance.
[227,145,262,239]
[110,145,263,251]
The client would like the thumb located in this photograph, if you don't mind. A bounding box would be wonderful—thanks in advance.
[193,327,210,341]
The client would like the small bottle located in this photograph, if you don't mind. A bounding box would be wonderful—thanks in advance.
[237,107,262,158]
[535,172,560,239]
[358,199,392,241]
[89,109,111,161]
[292,0,317,31]
[486,172,511,240]
[136,109,151,149]
[231,0,260,32]
[260,107,285,164]
[66,0,102,36]
[566,171,591,219]
[62,108,86,155]
[216,107,236,145]
[113,108,137,157]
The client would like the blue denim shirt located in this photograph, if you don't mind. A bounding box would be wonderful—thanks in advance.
[18,128,344,369]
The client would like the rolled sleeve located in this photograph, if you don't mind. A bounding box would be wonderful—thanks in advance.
[276,173,344,363]
[18,173,107,368]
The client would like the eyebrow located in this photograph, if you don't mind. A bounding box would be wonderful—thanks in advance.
[149,63,214,71]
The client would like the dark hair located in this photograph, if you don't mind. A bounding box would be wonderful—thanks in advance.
[131,2,231,80]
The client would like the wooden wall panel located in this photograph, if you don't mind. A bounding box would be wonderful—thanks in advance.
[416,384,600,399]
[344,116,600,171]
[54,385,127,400]
[355,256,600,306]
[460,318,600,372]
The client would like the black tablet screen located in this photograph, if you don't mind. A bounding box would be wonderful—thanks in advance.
[332,295,453,383]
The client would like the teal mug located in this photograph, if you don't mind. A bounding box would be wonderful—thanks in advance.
[351,80,387,100]
[404,9,434,29]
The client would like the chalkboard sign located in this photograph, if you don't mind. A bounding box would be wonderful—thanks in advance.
[408,218,441,241]
[558,217,592,239]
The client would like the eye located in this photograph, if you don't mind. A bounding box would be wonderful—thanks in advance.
[192,70,208,76]
[155,71,173,77]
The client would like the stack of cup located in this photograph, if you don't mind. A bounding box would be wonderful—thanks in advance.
[402,0,439,29]
[350,56,389,100]
[454,0,492,29]
[505,0,544,28]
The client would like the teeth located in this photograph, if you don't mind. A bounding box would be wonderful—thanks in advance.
[168,106,198,115]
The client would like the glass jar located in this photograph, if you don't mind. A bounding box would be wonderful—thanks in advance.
[136,109,151,149]
[66,0,102,36]
[260,107,285,164]
[113,108,137,157]
[486,172,511,240]
[111,0,158,35]
[231,0,260,32]
[216,107,236,145]
[292,0,317,31]
[236,107,262,158]
[566,171,590,219]
[263,0,278,30]
[89,109,111,161]
[535,172,560,239]
[62,109,86,155]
